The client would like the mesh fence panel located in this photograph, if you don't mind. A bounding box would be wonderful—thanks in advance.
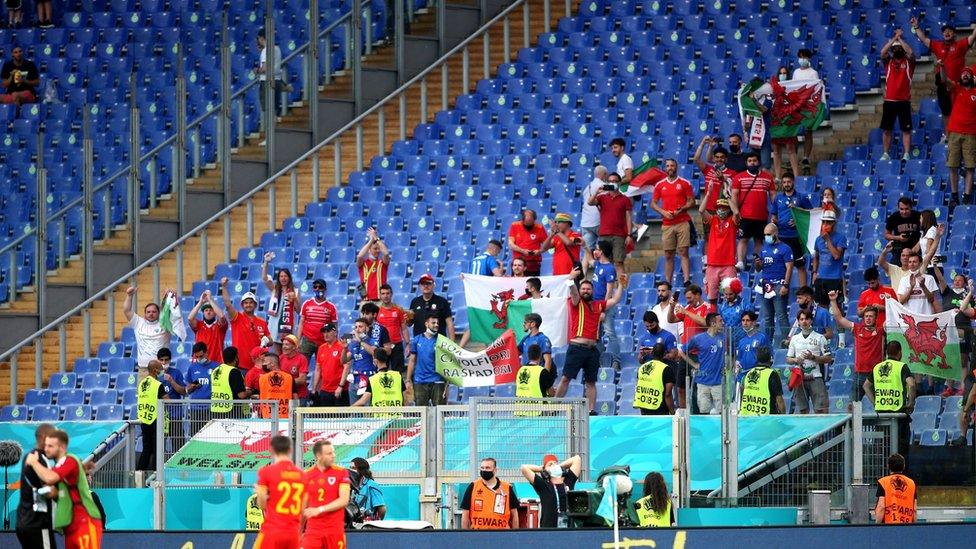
[437,398,589,480]
[293,407,428,479]
[89,423,137,488]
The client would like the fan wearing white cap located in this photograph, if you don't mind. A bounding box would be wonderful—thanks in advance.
[220,276,270,371]
[811,210,847,309]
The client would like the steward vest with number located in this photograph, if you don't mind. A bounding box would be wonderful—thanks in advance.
[633,360,667,411]
[244,493,264,530]
[468,478,513,530]
[210,363,235,413]
[53,454,103,531]
[515,365,545,398]
[259,370,293,419]
[369,370,403,407]
[740,367,774,416]
[137,376,162,424]
[872,359,907,412]
[635,495,671,527]
[878,473,916,523]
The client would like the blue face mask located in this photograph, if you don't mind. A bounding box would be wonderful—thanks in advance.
[764,235,775,245]
[798,58,811,68]
[314,290,325,299]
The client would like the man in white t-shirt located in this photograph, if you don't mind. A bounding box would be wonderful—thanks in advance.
[123,286,173,370]
[651,281,684,342]
[610,137,633,184]
[580,165,608,251]
[791,48,820,174]
[896,252,941,315]
[786,309,832,414]
[256,28,284,121]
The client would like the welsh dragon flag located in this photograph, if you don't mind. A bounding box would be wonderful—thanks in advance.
[463,274,572,347]
[885,299,962,382]
[621,158,667,197]
[159,292,187,341]
[790,207,823,255]
[768,77,827,139]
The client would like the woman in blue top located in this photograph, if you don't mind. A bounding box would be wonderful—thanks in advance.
[351,457,387,520]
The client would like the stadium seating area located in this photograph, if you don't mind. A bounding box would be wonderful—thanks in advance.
[2,1,975,444]
[0,0,397,302]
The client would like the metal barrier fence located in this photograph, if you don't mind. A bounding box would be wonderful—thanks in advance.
[88,421,139,489]
[436,397,590,482]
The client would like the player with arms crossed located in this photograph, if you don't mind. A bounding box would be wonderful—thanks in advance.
[254,435,306,549]
[302,440,352,549]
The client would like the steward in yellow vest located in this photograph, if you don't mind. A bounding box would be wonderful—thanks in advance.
[864,342,916,414]
[136,360,167,471]
[353,348,405,408]
[739,347,785,416]
[514,344,556,417]
[633,343,675,415]
[635,472,673,527]
[210,347,247,417]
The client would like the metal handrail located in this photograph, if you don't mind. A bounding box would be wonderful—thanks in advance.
[0,12,354,260]
[0,0,533,368]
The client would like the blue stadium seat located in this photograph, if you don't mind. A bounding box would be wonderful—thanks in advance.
[89,389,119,408]
[25,389,53,407]
[919,429,948,446]
[64,404,94,421]
[49,373,78,391]
[96,404,126,421]
[0,405,28,421]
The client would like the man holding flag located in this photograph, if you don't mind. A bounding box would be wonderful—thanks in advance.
[124,286,183,373]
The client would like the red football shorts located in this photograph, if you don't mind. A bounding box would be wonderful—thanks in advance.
[253,530,301,549]
[301,529,347,549]
[63,511,103,549]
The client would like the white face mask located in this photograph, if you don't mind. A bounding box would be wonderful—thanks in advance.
[547,464,563,477]
[425,327,436,337]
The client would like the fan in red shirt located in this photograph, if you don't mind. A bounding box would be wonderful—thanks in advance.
[302,440,351,549]
[857,268,898,327]
[828,290,885,403]
[666,284,715,409]
[356,227,391,301]
[879,32,916,161]
[731,152,776,270]
[187,291,229,364]
[911,18,976,123]
[541,213,583,276]
[693,136,736,213]
[377,284,411,373]
[296,280,339,359]
[313,323,349,406]
[245,346,270,395]
[650,159,695,287]
[942,65,976,203]
[699,196,739,302]
[253,436,305,549]
[280,334,310,402]
[508,209,548,276]
[220,278,269,371]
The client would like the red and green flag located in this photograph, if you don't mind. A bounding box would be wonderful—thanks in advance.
[621,158,666,197]
[768,77,827,139]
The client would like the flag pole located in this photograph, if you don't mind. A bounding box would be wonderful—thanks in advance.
[613,482,620,549]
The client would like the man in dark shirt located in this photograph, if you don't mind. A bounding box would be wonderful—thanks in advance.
[884,197,921,262]
[408,274,455,339]
[0,46,39,106]
[16,423,57,548]
[520,454,582,528]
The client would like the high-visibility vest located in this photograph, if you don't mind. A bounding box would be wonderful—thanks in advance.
[740,367,775,416]
[137,376,161,424]
[259,370,293,419]
[468,478,513,530]
[635,494,671,527]
[368,370,404,407]
[53,454,103,531]
[872,359,907,412]
[878,473,916,524]
[244,493,264,531]
[515,365,545,399]
[633,360,668,411]
[210,363,235,413]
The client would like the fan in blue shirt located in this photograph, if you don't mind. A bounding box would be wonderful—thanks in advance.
[637,311,678,363]
[772,177,812,239]
[735,311,769,382]
[684,315,726,387]
[469,240,505,276]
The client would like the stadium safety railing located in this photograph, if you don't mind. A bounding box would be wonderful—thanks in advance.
[1,0,561,402]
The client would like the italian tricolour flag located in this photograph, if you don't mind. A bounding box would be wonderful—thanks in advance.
[463,274,572,348]
[621,158,667,197]
[790,207,823,255]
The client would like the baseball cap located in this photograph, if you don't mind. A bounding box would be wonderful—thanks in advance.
[312,279,327,289]
[543,454,558,466]
[554,212,573,225]
[250,346,268,361]
[821,210,837,222]
[320,322,337,333]
[418,273,435,284]
[240,291,258,304]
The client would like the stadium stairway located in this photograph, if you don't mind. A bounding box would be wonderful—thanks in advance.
[0,0,562,403]
[0,0,503,351]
